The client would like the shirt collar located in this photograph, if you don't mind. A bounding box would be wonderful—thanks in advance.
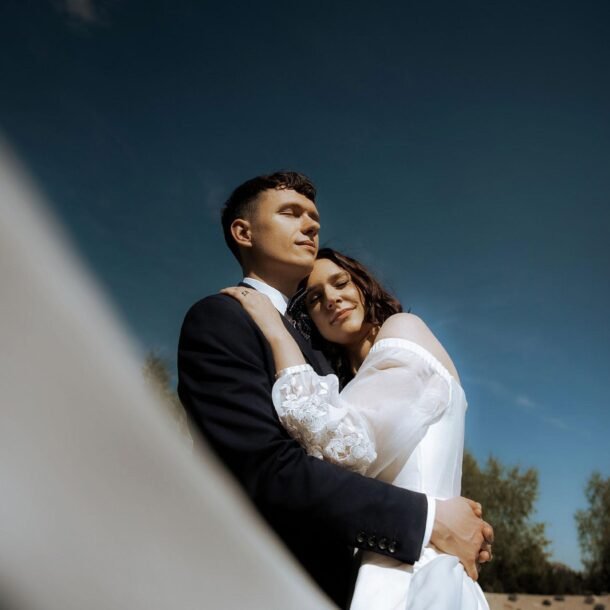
[241,277,290,315]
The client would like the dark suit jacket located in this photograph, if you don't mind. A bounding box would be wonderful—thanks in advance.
[177,291,428,608]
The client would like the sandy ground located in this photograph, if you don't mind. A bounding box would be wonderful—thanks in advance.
[486,593,609,610]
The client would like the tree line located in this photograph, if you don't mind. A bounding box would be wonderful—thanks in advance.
[462,449,609,594]
[143,354,610,594]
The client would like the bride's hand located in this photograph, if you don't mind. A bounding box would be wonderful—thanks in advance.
[431,496,491,581]
[220,287,286,341]
[222,286,306,372]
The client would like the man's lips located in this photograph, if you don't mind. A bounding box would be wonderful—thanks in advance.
[330,307,355,325]
[296,241,316,252]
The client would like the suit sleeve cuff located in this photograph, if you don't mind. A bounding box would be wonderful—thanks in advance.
[421,495,436,549]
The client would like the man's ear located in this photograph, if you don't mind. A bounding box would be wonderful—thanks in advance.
[230,219,253,250]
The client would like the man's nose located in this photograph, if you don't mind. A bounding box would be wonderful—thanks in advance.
[302,215,320,237]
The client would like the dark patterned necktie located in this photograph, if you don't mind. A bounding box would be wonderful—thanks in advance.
[286,287,312,340]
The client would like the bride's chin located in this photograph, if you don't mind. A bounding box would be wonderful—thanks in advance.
[320,329,352,345]
[333,329,362,346]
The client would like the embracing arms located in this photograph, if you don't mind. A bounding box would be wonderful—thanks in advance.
[194,292,493,578]
[178,294,429,565]
[221,286,377,475]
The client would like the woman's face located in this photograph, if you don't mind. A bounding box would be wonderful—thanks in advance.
[305,258,370,345]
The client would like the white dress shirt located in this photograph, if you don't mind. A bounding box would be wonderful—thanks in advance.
[242,277,290,315]
[241,276,435,551]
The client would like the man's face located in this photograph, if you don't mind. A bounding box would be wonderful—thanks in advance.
[248,188,320,274]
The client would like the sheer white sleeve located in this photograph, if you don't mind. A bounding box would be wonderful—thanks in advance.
[272,364,377,475]
[340,338,453,481]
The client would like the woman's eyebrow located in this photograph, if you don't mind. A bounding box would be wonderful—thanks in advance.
[307,272,347,294]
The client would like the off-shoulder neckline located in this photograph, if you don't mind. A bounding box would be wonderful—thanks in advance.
[369,337,463,390]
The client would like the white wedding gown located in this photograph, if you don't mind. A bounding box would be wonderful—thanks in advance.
[272,337,489,610]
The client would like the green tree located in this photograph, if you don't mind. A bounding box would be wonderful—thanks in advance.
[575,471,610,592]
[539,561,584,596]
[461,450,551,593]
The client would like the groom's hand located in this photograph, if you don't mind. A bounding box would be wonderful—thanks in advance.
[430,496,493,581]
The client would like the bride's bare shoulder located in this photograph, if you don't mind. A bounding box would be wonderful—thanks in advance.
[376,312,429,342]
[375,313,461,383]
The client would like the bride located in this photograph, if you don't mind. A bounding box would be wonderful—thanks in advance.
[222,247,490,610]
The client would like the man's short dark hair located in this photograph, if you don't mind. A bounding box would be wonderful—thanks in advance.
[221,171,317,263]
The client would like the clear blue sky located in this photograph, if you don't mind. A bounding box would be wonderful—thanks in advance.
[2,0,609,570]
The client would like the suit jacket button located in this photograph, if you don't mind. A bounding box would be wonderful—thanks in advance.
[378,537,388,550]
[388,541,397,554]
[367,535,376,548]
[356,531,366,544]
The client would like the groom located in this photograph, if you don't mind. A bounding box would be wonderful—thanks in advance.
[177,171,492,607]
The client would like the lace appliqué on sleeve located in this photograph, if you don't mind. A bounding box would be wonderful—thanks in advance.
[273,365,376,475]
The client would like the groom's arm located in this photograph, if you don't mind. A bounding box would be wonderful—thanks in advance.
[178,294,427,564]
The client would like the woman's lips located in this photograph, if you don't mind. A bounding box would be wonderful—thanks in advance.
[331,307,355,325]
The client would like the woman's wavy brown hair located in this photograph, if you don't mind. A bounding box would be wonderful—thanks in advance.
[290,248,403,387]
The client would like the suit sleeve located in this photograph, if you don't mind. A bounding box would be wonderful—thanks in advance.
[177,294,428,564]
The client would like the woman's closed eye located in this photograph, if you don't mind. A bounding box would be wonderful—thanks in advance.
[307,292,321,306]
[332,273,351,289]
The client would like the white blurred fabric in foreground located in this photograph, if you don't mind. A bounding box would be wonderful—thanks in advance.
[0,142,333,610]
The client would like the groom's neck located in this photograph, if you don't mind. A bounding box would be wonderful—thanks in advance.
[242,267,304,298]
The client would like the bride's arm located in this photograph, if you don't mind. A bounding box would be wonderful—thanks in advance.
[221,286,376,474]
[220,287,306,371]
